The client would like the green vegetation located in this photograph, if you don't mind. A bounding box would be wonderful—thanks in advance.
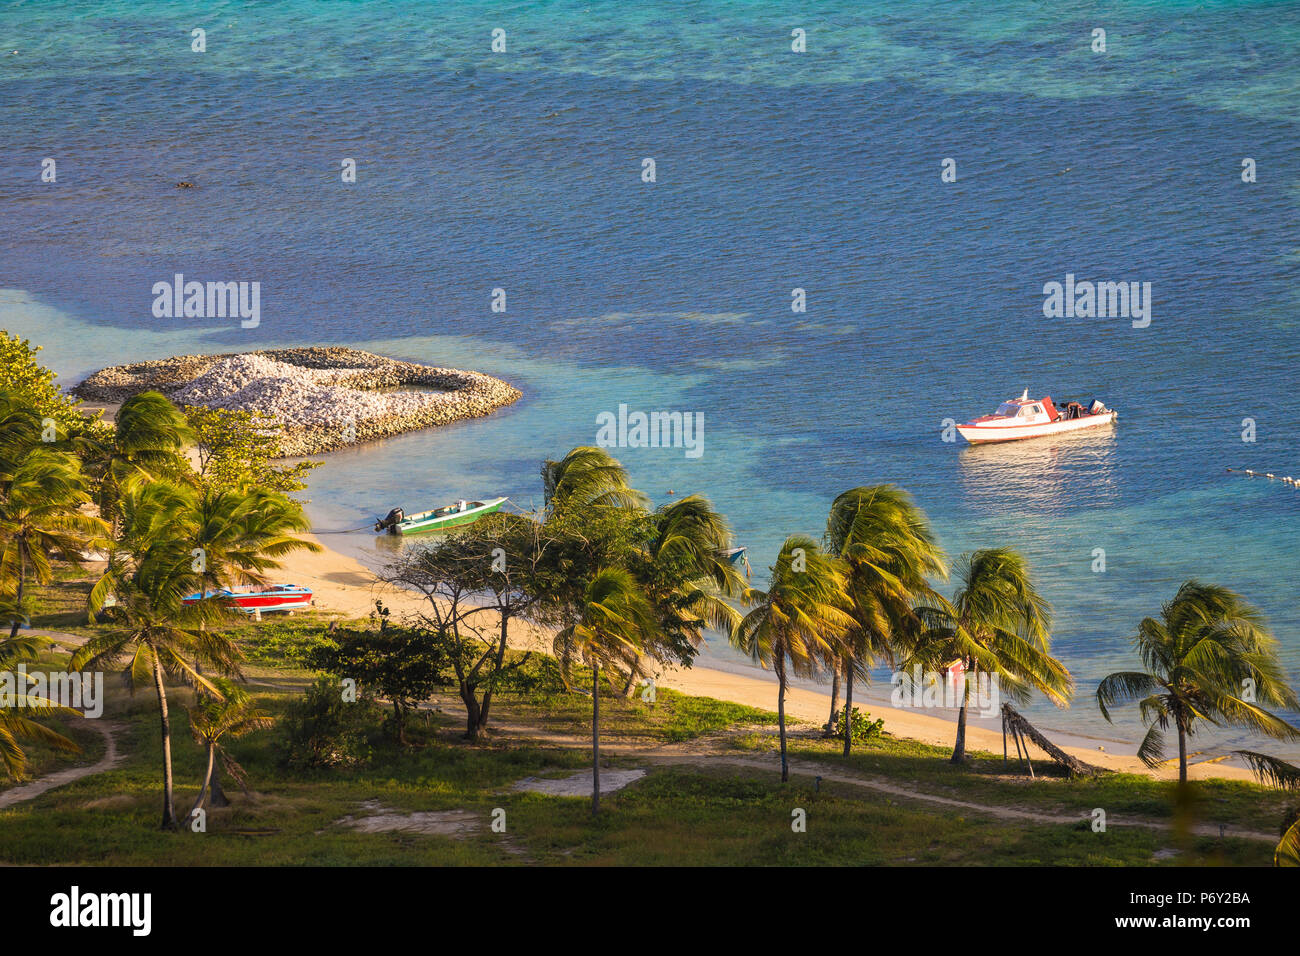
[1097,580,1300,783]
[823,484,945,756]
[0,332,106,442]
[185,404,317,494]
[731,535,850,782]
[3,336,1298,866]
[915,548,1072,763]
[0,657,1279,867]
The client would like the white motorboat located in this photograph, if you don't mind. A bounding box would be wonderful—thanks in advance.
[956,390,1117,444]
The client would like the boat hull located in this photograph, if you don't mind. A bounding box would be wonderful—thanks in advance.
[394,498,507,534]
[957,411,1117,444]
[182,587,313,614]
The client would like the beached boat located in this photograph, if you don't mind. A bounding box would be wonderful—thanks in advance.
[956,390,1117,445]
[181,585,313,614]
[375,497,508,535]
[722,546,752,578]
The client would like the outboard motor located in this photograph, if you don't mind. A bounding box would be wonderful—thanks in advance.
[375,507,404,533]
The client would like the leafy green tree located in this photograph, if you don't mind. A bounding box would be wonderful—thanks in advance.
[0,332,105,441]
[731,536,853,782]
[385,513,544,741]
[308,619,449,744]
[280,676,381,770]
[185,404,317,493]
[825,485,945,755]
[554,567,656,814]
[912,548,1071,764]
[1097,581,1300,783]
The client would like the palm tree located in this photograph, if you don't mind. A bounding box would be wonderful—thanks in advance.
[185,484,318,803]
[825,485,946,756]
[0,448,110,638]
[0,633,80,779]
[183,677,273,823]
[1097,581,1300,783]
[626,494,746,693]
[76,391,193,534]
[553,567,656,815]
[1278,812,1300,867]
[913,548,1072,764]
[0,389,41,476]
[74,483,241,829]
[541,446,648,513]
[731,536,853,782]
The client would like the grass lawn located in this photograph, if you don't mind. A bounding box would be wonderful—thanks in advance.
[730,730,1294,839]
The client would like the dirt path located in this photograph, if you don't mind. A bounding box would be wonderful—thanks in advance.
[461,709,1279,844]
[0,721,123,811]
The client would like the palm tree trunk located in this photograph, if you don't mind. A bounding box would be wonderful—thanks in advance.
[826,666,840,735]
[208,768,230,807]
[188,741,216,822]
[192,625,228,806]
[8,541,24,640]
[591,663,600,816]
[1177,719,1188,785]
[843,666,854,757]
[951,664,970,764]
[776,654,789,783]
[151,653,178,828]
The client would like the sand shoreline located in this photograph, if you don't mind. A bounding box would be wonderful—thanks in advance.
[287,533,1258,784]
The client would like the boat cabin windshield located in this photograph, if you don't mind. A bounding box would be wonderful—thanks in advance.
[995,402,1043,418]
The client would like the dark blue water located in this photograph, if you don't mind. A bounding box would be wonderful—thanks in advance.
[2,0,1297,756]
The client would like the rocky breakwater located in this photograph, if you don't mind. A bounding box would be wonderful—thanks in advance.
[73,347,522,456]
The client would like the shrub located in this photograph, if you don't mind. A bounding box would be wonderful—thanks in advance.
[279,677,382,770]
[836,706,884,743]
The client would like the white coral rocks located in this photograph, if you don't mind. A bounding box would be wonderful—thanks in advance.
[74,347,521,457]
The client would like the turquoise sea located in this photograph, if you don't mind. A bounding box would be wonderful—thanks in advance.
[2,0,1298,758]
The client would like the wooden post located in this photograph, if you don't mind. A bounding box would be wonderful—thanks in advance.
[1002,712,1008,764]
[1017,726,1035,779]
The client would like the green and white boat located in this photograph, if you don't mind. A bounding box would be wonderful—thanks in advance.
[375,497,508,535]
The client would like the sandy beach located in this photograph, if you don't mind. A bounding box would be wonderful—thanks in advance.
[288,533,1258,784]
